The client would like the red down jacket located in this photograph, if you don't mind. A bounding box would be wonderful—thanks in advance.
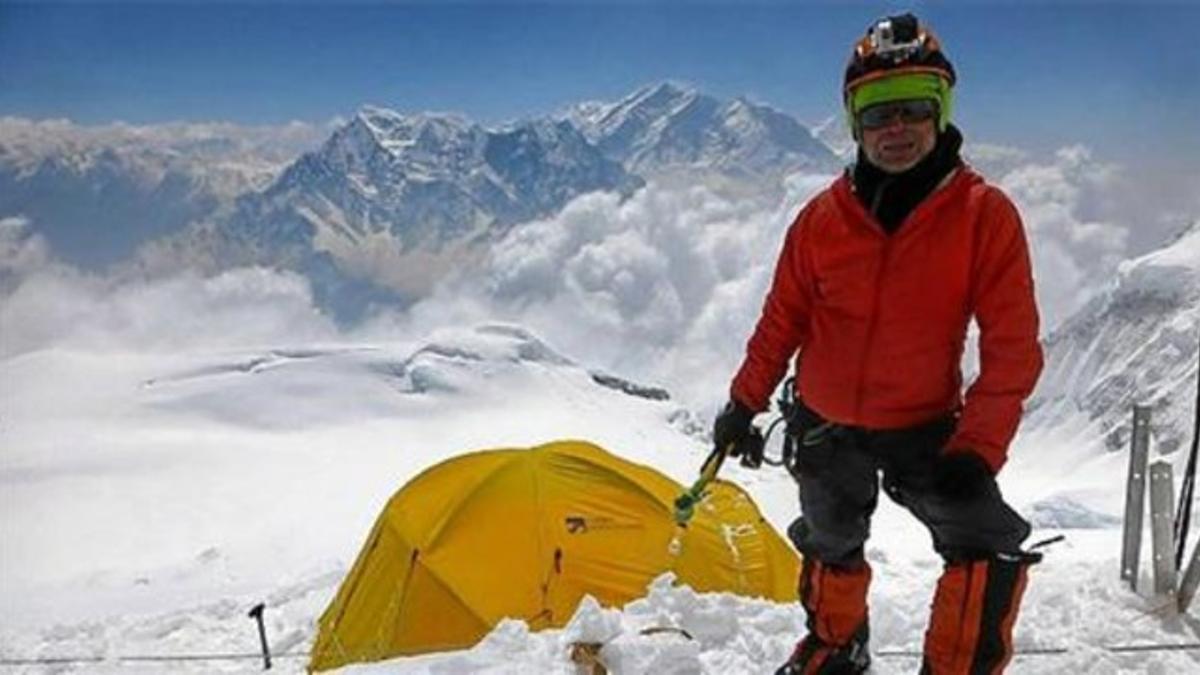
[730,167,1042,471]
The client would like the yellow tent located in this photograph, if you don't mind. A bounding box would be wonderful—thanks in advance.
[309,439,800,672]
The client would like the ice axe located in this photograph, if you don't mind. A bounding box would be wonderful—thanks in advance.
[674,426,769,522]
[668,442,729,556]
[669,428,764,555]
[672,425,763,521]
[673,442,732,528]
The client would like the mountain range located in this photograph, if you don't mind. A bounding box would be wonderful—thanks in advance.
[566,82,840,180]
[205,107,644,303]
[3,85,1197,439]
[1,83,842,309]
[0,117,326,268]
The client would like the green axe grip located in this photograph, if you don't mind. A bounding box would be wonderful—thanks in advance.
[672,443,731,526]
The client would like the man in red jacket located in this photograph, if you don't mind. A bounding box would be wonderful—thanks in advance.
[713,14,1043,675]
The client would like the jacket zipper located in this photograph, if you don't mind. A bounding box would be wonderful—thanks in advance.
[844,169,963,423]
[853,237,892,421]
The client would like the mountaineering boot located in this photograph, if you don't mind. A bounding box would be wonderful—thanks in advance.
[775,621,870,674]
[919,552,1039,674]
[775,559,872,674]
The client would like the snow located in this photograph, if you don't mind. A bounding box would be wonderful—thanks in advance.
[1024,216,1199,479]
[564,82,839,180]
[1114,220,1200,301]
[3,322,1199,673]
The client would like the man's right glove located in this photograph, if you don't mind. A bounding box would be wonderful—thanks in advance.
[931,450,994,501]
[712,399,764,467]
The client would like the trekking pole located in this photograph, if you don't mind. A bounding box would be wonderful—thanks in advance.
[668,443,732,555]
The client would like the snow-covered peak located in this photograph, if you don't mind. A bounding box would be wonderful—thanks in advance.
[565,82,840,180]
[339,105,480,160]
[720,98,795,137]
[321,114,388,174]
[810,114,856,161]
[723,96,783,127]
[621,80,695,110]
[1122,219,1200,272]
[563,100,611,132]
[355,104,404,126]
[720,97,764,131]
[1026,220,1199,468]
[304,105,492,194]
[572,81,699,142]
[1106,218,1200,306]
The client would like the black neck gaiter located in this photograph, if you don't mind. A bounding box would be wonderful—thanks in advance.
[852,124,964,234]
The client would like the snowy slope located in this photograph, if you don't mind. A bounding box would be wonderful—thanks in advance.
[809,115,855,163]
[0,325,706,649]
[1024,219,1199,480]
[3,322,1199,673]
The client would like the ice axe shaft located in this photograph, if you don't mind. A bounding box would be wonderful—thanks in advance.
[673,442,732,527]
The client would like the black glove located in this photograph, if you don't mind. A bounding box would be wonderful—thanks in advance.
[931,450,994,501]
[713,399,763,465]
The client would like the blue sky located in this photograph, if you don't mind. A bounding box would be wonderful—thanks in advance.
[1,2,1197,167]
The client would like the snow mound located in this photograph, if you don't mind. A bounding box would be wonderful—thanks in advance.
[1025,496,1122,530]
[344,575,799,674]
[135,324,594,423]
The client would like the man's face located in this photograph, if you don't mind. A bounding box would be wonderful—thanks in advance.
[858,99,938,173]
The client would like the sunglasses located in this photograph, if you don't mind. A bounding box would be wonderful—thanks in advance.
[857,99,938,131]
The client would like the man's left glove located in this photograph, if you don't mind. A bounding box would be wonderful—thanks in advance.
[931,450,994,501]
[712,399,764,467]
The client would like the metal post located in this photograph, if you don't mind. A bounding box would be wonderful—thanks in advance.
[1149,461,1178,604]
[248,603,271,670]
[1122,405,1152,588]
[1180,539,1200,613]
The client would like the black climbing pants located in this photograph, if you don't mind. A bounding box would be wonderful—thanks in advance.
[785,409,1030,565]
[780,405,1037,674]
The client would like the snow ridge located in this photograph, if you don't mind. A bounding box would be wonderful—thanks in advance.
[1028,219,1200,460]
[567,82,841,180]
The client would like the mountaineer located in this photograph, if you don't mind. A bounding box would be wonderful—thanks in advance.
[712,13,1044,675]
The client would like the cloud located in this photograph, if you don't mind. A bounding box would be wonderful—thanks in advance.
[0,216,52,285]
[379,146,1138,412]
[0,141,1154,416]
[368,172,832,410]
[997,145,1130,332]
[0,218,337,358]
[0,116,331,167]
